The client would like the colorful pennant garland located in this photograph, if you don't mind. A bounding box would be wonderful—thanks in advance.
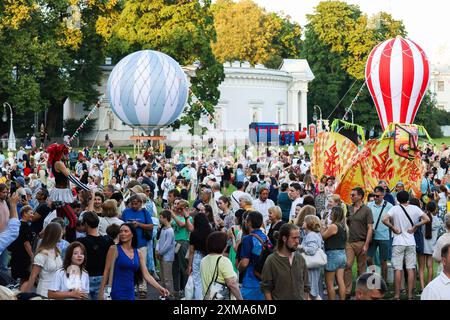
[67,98,103,145]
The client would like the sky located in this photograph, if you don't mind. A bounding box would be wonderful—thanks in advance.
[251,0,450,66]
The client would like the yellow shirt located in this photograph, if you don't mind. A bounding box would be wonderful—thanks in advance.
[200,254,237,300]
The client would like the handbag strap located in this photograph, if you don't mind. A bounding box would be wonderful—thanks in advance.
[374,201,387,231]
[399,205,415,228]
[203,256,223,300]
[108,245,118,287]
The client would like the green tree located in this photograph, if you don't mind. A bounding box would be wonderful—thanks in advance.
[63,117,97,144]
[103,0,224,134]
[301,25,352,123]
[0,0,110,137]
[303,1,407,132]
[415,92,445,138]
[211,0,301,69]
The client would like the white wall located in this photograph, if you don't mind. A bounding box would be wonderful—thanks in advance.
[430,65,450,112]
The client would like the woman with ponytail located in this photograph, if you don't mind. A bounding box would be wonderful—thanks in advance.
[419,201,444,292]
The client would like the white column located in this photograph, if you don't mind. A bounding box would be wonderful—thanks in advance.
[289,89,299,131]
[299,90,308,131]
[63,99,73,120]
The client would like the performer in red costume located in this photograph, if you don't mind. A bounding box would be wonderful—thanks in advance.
[46,143,91,241]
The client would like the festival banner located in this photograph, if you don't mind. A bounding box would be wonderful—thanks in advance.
[336,138,425,203]
[311,132,358,184]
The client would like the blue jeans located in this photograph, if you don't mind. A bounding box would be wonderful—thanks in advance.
[147,239,156,273]
[325,249,347,272]
[193,251,203,300]
[89,276,103,300]
[0,250,9,272]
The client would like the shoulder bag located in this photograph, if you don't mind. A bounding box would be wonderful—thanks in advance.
[203,256,230,300]
[301,247,327,269]
[371,201,388,242]
[142,210,153,241]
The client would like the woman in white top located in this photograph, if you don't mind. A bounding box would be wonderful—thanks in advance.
[161,172,175,208]
[98,199,123,236]
[437,185,448,214]
[48,241,89,299]
[420,202,445,292]
[21,223,63,297]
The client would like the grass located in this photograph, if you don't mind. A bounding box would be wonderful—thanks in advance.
[88,136,450,159]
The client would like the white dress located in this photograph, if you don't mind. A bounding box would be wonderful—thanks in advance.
[48,268,90,298]
[34,249,63,297]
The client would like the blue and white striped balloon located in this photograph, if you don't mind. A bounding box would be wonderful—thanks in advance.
[107,50,189,131]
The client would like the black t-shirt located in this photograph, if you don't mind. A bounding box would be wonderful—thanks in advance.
[8,221,33,257]
[78,235,114,276]
[32,203,52,234]
[223,167,233,181]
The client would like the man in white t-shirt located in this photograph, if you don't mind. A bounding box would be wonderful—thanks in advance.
[382,190,430,300]
[421,243,450,300]
[252,185,275,227]
[288,183,303,220]
[230,181,247,212]
[298,141,306,156]
[287,144,295,157]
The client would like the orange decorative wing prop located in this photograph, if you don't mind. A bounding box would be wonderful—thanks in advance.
[311,132,358,184]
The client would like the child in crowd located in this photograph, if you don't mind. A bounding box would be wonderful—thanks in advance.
[156,210,175,296]
[106,224,120,244]
[48,241,89,300]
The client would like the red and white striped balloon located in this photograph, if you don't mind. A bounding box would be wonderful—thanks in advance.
[365,36,430,130]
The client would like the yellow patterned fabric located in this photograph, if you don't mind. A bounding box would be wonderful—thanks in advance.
[336,138,424,204]
[311,132,358,184]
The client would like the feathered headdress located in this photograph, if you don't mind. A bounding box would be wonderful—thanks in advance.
[46,143,69,167]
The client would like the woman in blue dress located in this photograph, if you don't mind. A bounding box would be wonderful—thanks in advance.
[99,223,169,300]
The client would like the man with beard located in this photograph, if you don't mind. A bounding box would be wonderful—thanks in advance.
[260,224,310,300]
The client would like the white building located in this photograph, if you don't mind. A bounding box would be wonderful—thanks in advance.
[430,64,450,112]
[63,59,314,147]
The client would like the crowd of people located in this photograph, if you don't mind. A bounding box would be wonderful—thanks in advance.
[0,139,449,300]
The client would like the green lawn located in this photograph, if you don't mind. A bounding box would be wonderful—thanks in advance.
[89,135,450,158]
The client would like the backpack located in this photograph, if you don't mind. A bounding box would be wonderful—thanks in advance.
[250,233,273,280]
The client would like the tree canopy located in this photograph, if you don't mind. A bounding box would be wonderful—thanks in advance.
[0,0,112,136]
[211,0,301,68]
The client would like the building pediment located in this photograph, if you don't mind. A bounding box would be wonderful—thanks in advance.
[279,59,315,82]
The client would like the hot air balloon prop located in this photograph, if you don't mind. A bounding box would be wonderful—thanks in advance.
[314,37,434,204]
[107,50,189,133]
[365,36,430,130]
